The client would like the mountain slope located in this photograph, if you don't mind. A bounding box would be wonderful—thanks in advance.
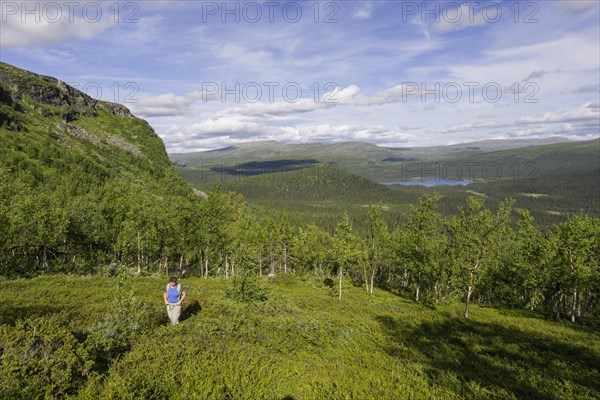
[0,62,178,183]
[0,62,193,275]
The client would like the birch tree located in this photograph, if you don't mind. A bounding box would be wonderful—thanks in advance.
[333,212,365,300]
[549,213,599,322]
[448,196,514,319]
[396,193,445,302]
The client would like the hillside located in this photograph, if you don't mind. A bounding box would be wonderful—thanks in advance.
[1,275,598,399]
[0,62,182,183]
[0,62,194,276]
[170,137,571,168]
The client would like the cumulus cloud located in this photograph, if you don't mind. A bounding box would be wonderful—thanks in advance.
[129,90,219,118]
[161,117,415,153]
[232,85,362,117]
[0,2,113,47]
[443,103,600,140]
[370,84,422,105]
[518,102,600,124]
[129,85,362,119]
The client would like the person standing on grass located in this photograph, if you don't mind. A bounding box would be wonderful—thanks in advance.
[164,276,186,325]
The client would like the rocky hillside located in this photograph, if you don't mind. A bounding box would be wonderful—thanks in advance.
[0,62,178,183]
[0,62,195,276]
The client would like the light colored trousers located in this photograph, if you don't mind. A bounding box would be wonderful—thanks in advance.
[166,304,181,325]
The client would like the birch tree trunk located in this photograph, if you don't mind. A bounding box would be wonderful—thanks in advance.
[283,244,288,274]
[416,284,420,303]
[136,230,141,274]
[465,269,474,319]
[571,287,578,323]
[225,254,229,279]
[338,268,343,300]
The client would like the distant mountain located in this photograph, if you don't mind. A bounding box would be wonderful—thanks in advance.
[175,137,599,228]
[169,137,573,168]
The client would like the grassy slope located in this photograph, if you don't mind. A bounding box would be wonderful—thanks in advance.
[1,275,599,399]
[0,62,177,184]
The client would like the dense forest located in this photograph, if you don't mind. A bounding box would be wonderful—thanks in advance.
[1,166,599,323]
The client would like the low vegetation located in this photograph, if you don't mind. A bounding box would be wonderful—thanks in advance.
[1,275,599,399]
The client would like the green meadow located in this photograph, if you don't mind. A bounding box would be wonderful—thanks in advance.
[1,274,598,399]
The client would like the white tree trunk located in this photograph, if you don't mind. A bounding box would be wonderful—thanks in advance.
[571,287,578,323]
[338,269,343,300]
[465,270,474,319]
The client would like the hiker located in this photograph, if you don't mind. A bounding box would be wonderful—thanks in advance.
[164,276,186,325]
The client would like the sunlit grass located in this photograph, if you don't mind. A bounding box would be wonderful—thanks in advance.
[1,275,599,399]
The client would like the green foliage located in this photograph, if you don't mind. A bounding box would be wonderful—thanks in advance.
[84,274,163,367]
[1,276,599,399]
[0,316,93,399]
[225,274,268,303]
[395,193,446,302]
[547,213,600,322]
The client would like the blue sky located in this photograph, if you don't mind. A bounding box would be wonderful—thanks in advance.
[1,0,599,152]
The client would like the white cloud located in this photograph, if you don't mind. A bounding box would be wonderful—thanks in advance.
[370,84,423,105]
[0,2,113,47]
[129,90,220,118]
[433,4,488,33]
[518,102,600,124]
[232,85,362,117]
[442,103,600,140]
[353,2,375,20]
[161,117,415,153]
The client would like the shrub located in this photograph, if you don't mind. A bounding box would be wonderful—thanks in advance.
[225,274,268,303]
[0,316,92,399]
[84,274,163,367]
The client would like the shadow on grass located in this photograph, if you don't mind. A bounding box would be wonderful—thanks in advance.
[180,300,202,322]
[0,304,70,325]
[376,315,600,399]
